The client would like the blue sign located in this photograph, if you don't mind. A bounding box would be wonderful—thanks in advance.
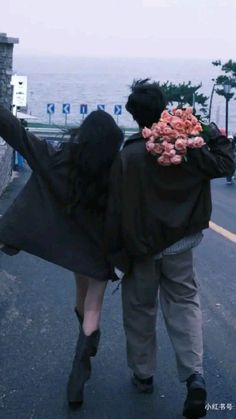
[97,104,105,111]
[47,103,55,114]
[80,104,88,115]
[62,103,70,114]
[114,105,122,115]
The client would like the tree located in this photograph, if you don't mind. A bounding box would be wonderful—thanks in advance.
[212,59,236,100]
[158,81,208,115]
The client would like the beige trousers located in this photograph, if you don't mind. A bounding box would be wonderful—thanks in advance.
[122,250,203,382]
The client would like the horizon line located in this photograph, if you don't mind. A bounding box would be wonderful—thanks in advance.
[14,53,233,61]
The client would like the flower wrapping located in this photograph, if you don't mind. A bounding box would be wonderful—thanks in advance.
[142,107,206,166]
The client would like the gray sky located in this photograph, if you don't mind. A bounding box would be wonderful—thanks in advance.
[3,0,236,59]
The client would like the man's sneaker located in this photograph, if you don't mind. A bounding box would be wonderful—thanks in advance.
[132,374,154,393]
[183,373,207,418]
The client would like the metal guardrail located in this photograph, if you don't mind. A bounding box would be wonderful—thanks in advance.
[27,127,69,141]
[27,126,137,141]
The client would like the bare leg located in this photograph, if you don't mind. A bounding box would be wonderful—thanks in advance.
[74,272,107,336]
[67,275,107,404]
[83,278,107,336]
[74,273,89,318]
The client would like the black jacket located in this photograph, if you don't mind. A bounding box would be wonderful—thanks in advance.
[105,127,235,270]
[0,106,113,280]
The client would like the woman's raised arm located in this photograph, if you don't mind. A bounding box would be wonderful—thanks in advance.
[0,105,59,174]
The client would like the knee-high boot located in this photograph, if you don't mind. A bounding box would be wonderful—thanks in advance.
[74,308,101,357]
[67,327,100,406]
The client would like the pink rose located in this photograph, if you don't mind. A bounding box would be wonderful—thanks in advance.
[146,141,156,152]
[162,149,177,159]
[169,149,176,156]
[190,129,201,136]
[163,141,174,152]
[189,115,198,126]
[162,151,172,158]
[174,109,183,118]
[170,116,185,132]
[151,122,158,130]
[149,135,156,142]
[175,138,187,152]
[187,139,195,149]
[151,128,160,138]
[169,129,180,141]
[184,120,193,130]
[194,123,203,132]
[170,154,183,165]
[153,143,164,154]
[187,137,205,149]
[161,135,171,142]
[158,155,172,166]
[181,112,188,121]
[155,121,168,136]
[185,107,193,115]
[142,127,152,139]
[160,110,172,123]
[163,126,173,137]
[193,136,205,148]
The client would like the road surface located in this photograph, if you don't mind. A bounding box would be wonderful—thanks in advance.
[0,170,235,419]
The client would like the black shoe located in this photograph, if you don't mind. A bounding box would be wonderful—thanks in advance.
[74,308,100,357]
[67,328,99,406]
[132,374,154,394]
[183,373,207,418]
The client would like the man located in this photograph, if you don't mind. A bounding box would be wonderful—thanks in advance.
[225,134,235,184]
[105,79,235,418]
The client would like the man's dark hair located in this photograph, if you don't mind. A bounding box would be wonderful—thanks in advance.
[126,78,166,128]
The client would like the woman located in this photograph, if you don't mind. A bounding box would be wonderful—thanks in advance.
[0,105,124,406]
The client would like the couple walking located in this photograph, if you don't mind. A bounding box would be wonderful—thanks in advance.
[0,79,234,418]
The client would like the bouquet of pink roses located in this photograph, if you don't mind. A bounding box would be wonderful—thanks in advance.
[142,107,206,166]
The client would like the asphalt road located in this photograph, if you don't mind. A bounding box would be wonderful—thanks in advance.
[0,170,235,419]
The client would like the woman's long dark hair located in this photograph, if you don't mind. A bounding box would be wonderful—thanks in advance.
[67,110,123,215]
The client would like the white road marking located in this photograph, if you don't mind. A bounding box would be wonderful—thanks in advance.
[210,221,236,244]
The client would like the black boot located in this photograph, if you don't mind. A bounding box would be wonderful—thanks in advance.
[67,328,99,406]
[132,374,154,393]
[183,373,207,418]
[74,308,101,357]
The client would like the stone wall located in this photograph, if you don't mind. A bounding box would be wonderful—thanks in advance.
[0,33,19,197]
[0,144,13,196]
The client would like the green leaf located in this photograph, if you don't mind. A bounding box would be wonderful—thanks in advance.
[200,123,211,143]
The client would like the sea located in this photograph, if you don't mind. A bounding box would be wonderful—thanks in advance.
[13,55,236,133]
